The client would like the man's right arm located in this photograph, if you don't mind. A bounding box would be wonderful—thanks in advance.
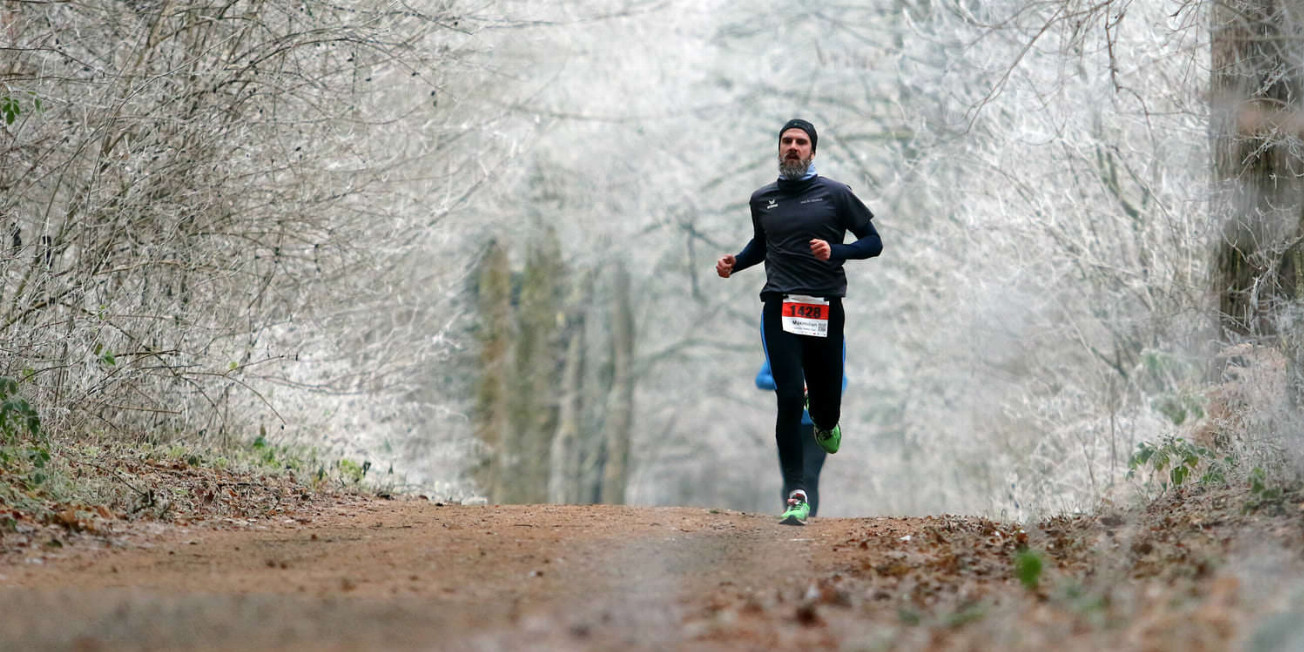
[733,238,764,271]
[718,201,766,278]
[734,202,768,272]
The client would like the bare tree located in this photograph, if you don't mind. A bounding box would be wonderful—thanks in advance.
[600,261,634,503]
[0,0,510,449]
[1211,1,1304,377]
[472,239,512,501]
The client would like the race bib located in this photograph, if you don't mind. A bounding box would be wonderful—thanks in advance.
[781,295,829,337]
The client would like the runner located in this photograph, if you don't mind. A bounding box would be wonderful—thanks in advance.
[717,118,882,525]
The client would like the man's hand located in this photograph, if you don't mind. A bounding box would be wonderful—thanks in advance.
[810,239,831,261]
[716,254,736,278]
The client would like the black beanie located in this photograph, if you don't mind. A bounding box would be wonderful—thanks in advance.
[778,119,817,153]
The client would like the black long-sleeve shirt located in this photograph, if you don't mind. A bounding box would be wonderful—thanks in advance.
[733,175,882,298]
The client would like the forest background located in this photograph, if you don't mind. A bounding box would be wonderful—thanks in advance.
[2,0,1301,521]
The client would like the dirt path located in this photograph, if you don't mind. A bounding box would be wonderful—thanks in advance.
[0,498,859,650]
[0,490,1296,650]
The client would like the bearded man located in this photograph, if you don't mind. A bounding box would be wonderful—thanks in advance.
[715,118,883,525]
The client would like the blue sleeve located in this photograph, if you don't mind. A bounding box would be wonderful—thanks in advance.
[755,360,775,390]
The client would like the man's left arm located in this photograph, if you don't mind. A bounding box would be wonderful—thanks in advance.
[827,187,882,261]
[828,221,882,261]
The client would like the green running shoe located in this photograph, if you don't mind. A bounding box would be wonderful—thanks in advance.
[780,491,811,526]
[814,423,841,454]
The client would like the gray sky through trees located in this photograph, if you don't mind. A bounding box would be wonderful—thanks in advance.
[7,0,1283,519]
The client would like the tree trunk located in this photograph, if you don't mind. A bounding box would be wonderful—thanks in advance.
[1211,1,1304,336]
[600,263,635,504]
[548,272,591,504]
[507,230,564,503]
[473,240,513,503]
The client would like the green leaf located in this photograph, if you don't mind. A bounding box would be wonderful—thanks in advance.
[1015,549,1043,590]
[1151,449,1170,472]
[1131,446,1154,467]
[1171,465,1189,487]
[27,447,48,468]
[1,99,16,125]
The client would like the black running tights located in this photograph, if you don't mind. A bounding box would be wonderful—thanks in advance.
[760,295,844,500]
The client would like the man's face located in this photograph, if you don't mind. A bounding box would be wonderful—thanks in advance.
[779,128,814,163]
[778,128,814,179]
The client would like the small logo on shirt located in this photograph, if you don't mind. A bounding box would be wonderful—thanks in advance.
[766,199,778,210]
[801,197,825,204]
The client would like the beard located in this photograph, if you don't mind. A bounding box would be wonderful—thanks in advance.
[778,154,812,180]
